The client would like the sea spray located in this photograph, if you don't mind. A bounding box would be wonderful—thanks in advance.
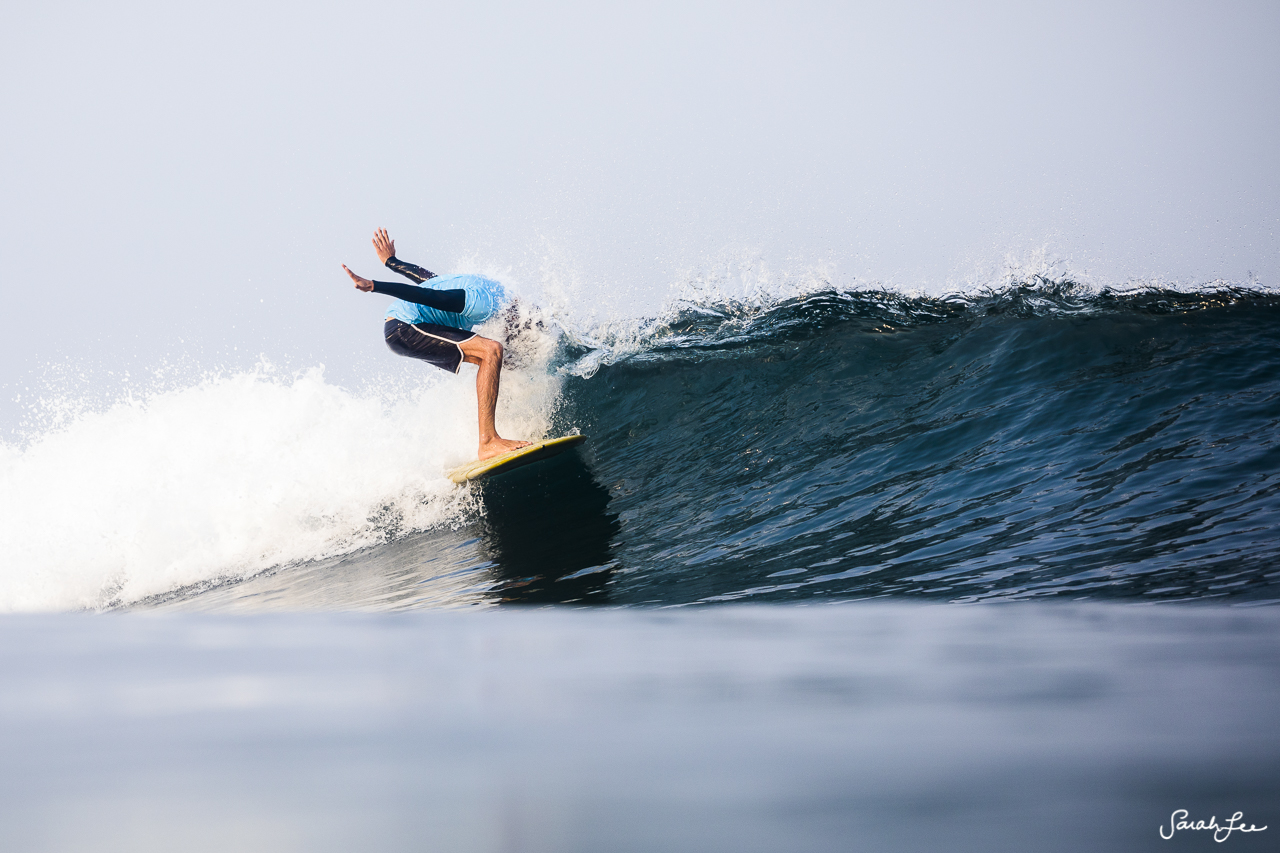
[0,357,562,612]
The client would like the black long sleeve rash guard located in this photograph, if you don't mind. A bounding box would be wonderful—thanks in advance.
[371,255,465,315]
[385,255,436,284]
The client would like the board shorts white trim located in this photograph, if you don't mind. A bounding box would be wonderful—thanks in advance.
[384,319,477,374]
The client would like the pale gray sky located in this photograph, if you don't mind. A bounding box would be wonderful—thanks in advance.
[2,0,1277,412]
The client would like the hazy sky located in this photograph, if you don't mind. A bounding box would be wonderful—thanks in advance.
[2,0,1277,408]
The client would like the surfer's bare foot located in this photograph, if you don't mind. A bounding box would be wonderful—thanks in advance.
[478,437,531,460]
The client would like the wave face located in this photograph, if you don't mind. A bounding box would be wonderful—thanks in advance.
[551,283,1280,604]
[3,282,1279,611]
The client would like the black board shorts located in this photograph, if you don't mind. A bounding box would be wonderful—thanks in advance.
[384,319,476,374]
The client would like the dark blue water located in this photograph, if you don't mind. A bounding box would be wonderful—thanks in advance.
[551,283,1280,605]
[153,281,1280,611]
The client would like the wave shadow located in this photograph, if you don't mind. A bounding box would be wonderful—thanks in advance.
[475,449,620,604]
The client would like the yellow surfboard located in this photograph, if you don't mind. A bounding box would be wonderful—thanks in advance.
[446,435,588,484]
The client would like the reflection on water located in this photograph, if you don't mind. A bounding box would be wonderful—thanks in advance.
[475,450,620,604]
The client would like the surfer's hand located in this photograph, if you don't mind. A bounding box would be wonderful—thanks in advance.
[372,228,396,265]
[342,264,375,292]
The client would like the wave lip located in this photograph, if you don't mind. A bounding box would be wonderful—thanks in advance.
[560,274,1279,377]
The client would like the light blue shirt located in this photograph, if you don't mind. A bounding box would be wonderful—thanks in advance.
[384,274,508,330]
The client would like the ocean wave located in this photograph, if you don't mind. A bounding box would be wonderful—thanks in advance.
[547,281,1280,605]
[5,270,1277,611]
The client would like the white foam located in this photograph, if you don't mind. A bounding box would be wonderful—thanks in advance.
[0,357,561,613]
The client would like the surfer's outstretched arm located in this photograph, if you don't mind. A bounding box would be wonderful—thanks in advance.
[372,227,436,283]
[341,266,465,314]
[458,335,531,460]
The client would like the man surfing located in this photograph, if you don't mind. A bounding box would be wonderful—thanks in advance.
[342,228,531,461]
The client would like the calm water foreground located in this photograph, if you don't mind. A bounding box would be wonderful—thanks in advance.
[1,603,1276,852]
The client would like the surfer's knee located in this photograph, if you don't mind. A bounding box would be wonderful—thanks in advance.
[479,337,503,363]
[462,335,503,365]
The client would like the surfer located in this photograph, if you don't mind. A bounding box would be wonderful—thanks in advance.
[342,228,531,461]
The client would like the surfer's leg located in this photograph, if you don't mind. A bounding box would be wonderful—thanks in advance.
[459,335,531,460]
